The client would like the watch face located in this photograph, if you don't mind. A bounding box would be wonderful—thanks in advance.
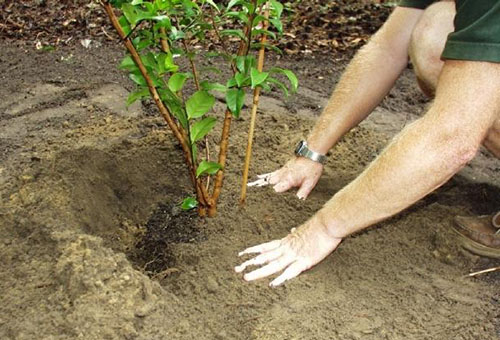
[295,141,305,155]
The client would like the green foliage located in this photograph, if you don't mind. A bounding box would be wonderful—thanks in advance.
[109,0,298,209]
[196,161,223,177]
[181,196,198,210]
[186,91,215,119]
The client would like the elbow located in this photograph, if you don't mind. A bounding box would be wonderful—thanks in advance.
[437,131,480,172]
[451,144,478,169]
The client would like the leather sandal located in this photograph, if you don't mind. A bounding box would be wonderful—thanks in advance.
[452,211,500,259]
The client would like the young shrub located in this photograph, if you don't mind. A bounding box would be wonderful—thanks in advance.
[100,0,297,216]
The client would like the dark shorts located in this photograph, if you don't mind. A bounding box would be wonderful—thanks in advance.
[399,0,500,63]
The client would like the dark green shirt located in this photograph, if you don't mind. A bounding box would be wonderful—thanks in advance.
[399,0,500,63]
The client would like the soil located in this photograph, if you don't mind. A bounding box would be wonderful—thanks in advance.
[1,2,499,340]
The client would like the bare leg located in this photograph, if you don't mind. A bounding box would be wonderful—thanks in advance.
[409,1,455,97]
[408,1,500,157]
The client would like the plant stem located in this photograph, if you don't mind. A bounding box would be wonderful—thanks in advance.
[240,5,269,204]
[208,0,259,217]
[181,39,211,190]
[159,27,171,53]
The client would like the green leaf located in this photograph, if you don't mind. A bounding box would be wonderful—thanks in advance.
[269,18,283,34]
[119,55,137,71]
[252,15,268,27]
[126,88,150,106]
[252,29,277,40]
[244,55,256,71]
[250,68,269,89]
[235,56,246,73]
[226,88,245,118]
[190,117,216,143]
[131,0,143,5]
[159,88,188,129]
[266,77,289,96]
[200,81,227,93]
[181,197,198,210]
[196,161,222,177]
[158,52,179,73]
[133,37,152,51]
[129,72,147,86]
[186,91,215,119]
[220,29,246,41]
[122,4,138,26]
[141,52,157,71]
[118,15,132,36]
[270,0,284,18]
[270,67,298,92]
[226,77,237,88]
[191,144,198,162]
[110,0,128,7]
[168,73,189,92]
[251,42,283,54]
[224,11,249,24]
[152,15,171,28]
[170,27,186,41]
[205,0,220,12]
[155,0,170,10]
[227,0,243,10]
[234,72,246,87]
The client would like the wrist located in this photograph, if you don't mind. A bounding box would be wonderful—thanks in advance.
[316,207,348,239]
[305,138,330,156]
[295,140,327,164]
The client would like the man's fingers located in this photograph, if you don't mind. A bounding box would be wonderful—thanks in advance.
[234,248,283,273]
[296,177,317,200]
[257,172,275,179]
[238,239,281,256]
[243,256,294,281]
[267,172,282,185]
[273,180,294,193]
[247,178,268,187]
[270,260,308,287]
[248,171,279,187]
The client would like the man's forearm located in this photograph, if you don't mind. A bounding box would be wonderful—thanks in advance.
[307,7,423,154]
[317,60,500,238]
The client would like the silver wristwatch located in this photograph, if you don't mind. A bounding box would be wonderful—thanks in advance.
[294,140,327,164]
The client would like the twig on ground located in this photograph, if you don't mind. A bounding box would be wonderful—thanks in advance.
[466,266,500,277]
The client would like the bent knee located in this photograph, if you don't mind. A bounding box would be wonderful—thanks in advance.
[483,118,500,158]
[409,1,455,96]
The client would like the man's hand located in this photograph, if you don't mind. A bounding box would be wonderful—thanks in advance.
[235,216,342,286]
[248,157,324,199]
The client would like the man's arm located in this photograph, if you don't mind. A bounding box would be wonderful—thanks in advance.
[318,60,500,237]
[307,6,423,154]
[266,7,424,198]
[237,60,500,286]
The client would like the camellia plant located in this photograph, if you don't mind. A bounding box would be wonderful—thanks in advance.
[100,0,297,216]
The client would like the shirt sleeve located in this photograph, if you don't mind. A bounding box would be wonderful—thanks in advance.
[398,0,435,9]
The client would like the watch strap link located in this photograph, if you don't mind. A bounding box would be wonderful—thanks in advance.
[295,140,327,164]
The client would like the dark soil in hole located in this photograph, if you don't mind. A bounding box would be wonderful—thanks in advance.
[132,202,204,274]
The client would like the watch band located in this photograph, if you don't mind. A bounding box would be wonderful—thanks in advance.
[294,140,327,164]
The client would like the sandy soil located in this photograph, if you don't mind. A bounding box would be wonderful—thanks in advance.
[0,41,499,340]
